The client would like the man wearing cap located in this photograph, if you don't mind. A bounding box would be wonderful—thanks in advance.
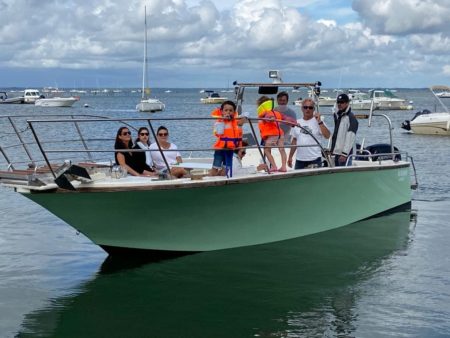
[331,93,358,166]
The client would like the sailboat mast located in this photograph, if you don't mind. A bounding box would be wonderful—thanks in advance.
[141,6,148,100]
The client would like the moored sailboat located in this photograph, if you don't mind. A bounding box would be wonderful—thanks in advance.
[136,6,165,113]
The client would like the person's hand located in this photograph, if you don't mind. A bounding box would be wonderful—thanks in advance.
[287,159,293,168]
[314,112,321,122]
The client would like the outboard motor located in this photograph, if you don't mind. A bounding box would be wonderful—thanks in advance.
[401,109,432,131]
[401,120,411,131]
[365,143,401,161]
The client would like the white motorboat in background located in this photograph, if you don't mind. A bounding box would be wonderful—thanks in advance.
[401,86,450,135]
[294,95,336,107]
[350,91,380,110]
[35,96,79,107]
[401,111,450,135]
[432,85,450,98]
[136,6,165,113]
[0,91,24,104]
[369,89,413,110]
[23,89,42,103]
[200,90,228,104]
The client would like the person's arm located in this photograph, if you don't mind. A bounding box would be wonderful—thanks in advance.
[117,152,141,176]
[318,121,331,139]
[176,155,183,164]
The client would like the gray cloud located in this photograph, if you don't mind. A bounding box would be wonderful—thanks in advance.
[0,0,449,87]
[353,0,450,36]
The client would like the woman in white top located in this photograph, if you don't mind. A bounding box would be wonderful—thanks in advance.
[232,141,267,176]
[150,126,187,178]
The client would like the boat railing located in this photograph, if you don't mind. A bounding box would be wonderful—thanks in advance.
[0,112,414,184]
[0,114,141,171]
[0,114,331,179]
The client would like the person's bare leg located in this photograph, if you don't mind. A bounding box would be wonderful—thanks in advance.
[264,148,277,171]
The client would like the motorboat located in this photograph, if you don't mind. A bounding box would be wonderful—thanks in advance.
[0,91,24,104]
[401,110,450,135]
[23,89,43,103]
[369,89,413,110]
[0,72,417,256]
[294,95,336,107]
[401,86,450,135]
[136,7,165,113]
[350,91,380,110]
[35,96,79,107]
[431,85,450,98]
[200,90,228,104]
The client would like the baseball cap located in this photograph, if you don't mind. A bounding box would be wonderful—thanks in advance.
[336,94,350,103]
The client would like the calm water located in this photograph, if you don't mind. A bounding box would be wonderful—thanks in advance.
[0,89,450,337]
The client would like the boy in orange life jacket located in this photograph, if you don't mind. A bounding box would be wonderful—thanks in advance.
[210,100,244,177]
[256,96,287,172]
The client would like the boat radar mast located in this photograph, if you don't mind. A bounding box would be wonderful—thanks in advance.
[269,70,283,84]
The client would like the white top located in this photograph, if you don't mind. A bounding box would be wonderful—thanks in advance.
[232,154,257,176]
[149,143,181,170]
[290,118,327,161]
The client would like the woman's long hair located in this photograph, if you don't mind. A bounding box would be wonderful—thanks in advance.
[114,126,133,149]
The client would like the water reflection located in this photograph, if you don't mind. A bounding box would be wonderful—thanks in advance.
[17,210,415,338]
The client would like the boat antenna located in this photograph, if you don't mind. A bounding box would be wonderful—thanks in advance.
[142,6,149,99]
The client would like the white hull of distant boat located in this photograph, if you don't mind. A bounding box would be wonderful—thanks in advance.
[432,85,450,99]
[402,110,450,135]
[35,97,78,107]
[200,96,228,104]
[200,90,228,104]
[401,85,450,135]
[409,113,450,135]
[294,96,336,107]
[136,99,165,112]
[370,90,413,110]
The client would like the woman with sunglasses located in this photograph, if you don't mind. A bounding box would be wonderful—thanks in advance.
[133,127,156,174]
[287,98,331,170]
[149,126,187,178]
[114,127,154,177]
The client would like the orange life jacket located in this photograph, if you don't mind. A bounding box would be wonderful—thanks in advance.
[257,100,284,140]
[211,107,242,149]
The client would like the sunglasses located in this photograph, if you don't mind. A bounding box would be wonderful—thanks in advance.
[121,131,131,136]
[302,106,315,110]
[158,132,168,136]
[241,151,246,155]
[139,132,149,136]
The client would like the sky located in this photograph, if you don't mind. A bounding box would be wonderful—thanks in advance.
[0,0,449,89]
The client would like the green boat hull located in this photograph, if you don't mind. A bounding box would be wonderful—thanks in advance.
[24,164,411,253]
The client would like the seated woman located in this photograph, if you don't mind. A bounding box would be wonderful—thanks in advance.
[114,126,154,177]
[133,127,156,174]
[149,126,187,178]
[232,141,268,176]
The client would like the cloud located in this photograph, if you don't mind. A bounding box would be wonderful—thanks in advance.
[443,65,450,76]
[353,0,450,35]
[0,0,449,87]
